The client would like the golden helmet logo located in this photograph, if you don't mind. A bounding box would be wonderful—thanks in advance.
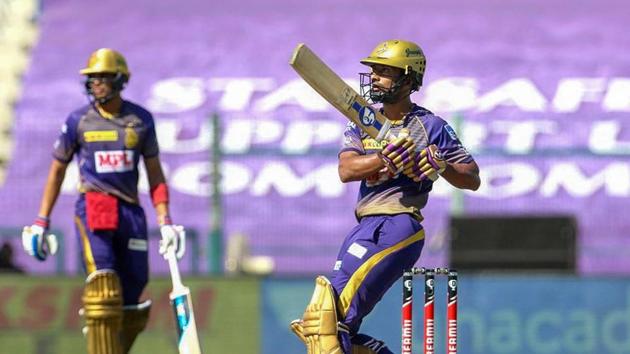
[125,126,138,148]
[375,42,389,55]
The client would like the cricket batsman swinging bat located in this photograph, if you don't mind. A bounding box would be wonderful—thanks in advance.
[290,43,393,141]
[165,230,202,354]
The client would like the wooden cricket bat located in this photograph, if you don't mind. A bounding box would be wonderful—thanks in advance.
[166,234,202,354]
[290,43,393,141]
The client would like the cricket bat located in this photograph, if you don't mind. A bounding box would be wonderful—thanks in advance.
[290,43,393,141]
[165,230,202,354]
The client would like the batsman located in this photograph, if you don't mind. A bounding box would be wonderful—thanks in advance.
[21,48,186,354]
[291,40,480,353]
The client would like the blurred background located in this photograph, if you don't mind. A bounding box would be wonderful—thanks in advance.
[1,0,629,353]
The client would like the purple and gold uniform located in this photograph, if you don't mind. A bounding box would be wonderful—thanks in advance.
[53,101,158,305]
[332,104,473,353]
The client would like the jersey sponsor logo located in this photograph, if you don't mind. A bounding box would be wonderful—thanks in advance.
[84,130,119,142]
[362,138,387,150]
[94,150,134,173]
[443,125,459,140]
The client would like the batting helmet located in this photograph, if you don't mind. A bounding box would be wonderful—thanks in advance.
[80,49,130,103]
[360,39,426,87]
[80,48,130,77]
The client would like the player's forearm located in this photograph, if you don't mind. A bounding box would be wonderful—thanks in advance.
[146,166,166,190]
[38,160,68,217]
[144,156,172,222]
[441,162,480,191]
[149,180,171,223]
[338,153,385,182]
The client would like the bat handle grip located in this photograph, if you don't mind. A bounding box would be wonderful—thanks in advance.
[375,120,393,141]
[166,249,184,290]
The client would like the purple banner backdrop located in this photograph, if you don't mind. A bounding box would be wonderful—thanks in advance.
[3,0,629,275]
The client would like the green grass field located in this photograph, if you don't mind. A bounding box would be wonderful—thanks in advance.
[0,275,260,354]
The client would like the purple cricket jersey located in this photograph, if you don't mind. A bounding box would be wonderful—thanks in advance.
[339,104,474,220]
[53,100,159,204]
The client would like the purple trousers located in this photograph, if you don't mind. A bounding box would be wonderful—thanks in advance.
[74,195,149,305]
[331,214,424,354]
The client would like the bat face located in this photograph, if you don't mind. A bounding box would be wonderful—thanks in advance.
[170,286,202,353]
[290,43,393,141]
[172,292,193,337]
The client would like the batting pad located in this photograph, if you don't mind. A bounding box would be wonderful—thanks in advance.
[83,270,123,354]
[301,276,343,354]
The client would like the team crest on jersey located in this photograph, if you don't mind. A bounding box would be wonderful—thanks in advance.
[443,124,459,140]
[95,150,134,173]
[125,126,138,148]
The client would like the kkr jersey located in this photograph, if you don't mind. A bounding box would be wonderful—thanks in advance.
[339,104,473,220]
[53,101,159,204]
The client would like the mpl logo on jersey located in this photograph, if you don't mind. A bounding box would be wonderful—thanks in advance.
[94,150,135,173]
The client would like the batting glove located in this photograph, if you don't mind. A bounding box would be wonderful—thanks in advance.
[22,216,58,261]
[403,144,447,182]
[158,215,186,260]
[377,132,416,174]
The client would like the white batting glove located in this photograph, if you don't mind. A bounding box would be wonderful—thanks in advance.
[158,222,186,260]
[22,216,58,261]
